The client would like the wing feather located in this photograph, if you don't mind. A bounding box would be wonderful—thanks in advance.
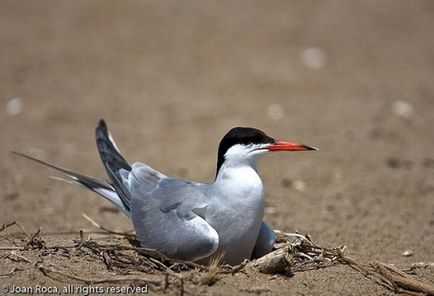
[129,176,218,262]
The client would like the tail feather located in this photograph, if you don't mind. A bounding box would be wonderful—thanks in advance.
[11,151,131,217]
[95,119,131,211]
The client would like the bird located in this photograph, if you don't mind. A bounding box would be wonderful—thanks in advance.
[13,119,317,265]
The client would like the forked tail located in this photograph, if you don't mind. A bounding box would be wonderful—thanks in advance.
[12,119,133,217]
[11,151,131,217]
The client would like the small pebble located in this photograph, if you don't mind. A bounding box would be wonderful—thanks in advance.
[402,249,414,257]
[265,206,277,214]
[293,180,306,192]
[5,97,24,116]
[301,47,327,69]
[281,178,306,191]
[391,100,414,118]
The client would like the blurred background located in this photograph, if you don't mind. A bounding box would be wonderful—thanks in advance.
[1,1,433,263]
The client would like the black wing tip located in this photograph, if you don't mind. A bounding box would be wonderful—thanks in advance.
[98,119,107,130]
[96,119,109,137]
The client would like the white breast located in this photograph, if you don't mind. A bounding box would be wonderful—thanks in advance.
[205,163,265,265]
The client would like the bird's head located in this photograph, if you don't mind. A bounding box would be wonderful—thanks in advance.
[216,127,317,176]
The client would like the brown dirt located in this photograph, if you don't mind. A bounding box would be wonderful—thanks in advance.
[1,1,433,295]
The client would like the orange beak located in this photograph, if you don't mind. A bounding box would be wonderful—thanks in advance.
[267,140,318,152]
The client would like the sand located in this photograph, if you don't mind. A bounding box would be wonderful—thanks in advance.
[1,1,433,295]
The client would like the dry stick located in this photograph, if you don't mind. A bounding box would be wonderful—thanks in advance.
[47,230,119,236]
[24,227,42,249]
[29,237,202,275]
[341,256,434,295]
[0,221,29,237]
[7,251,32,263]
[82,214,135,237]
[149,257,182,277]
[376,261,422,279]
[1,230,115,238]
[1,241,181,284]
[341,256,396,291]
[251,247,290,274]
[396,289,428,296]
[148,255,208,273]
[0,246,24,251]
[0,267,21,277]
[0,221,17,232]
[122,244,208,271]
[371,261,434,296]
[227,260,249,274]
[275,230,313,242]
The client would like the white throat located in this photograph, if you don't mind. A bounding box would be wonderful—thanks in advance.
[214,157,265,204]
[214,142,269,196]
[216,161,257,182]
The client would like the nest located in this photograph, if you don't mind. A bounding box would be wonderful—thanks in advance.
[1,220,433,295]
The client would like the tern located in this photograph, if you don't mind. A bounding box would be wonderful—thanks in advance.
[14,120,317,265]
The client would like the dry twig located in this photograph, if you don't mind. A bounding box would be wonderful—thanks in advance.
[1,220,433,295]
[81,214,135,238]
[0,221,29,237]
[0,267,23,277]
[371,261,434,295]
[0,221,17,232]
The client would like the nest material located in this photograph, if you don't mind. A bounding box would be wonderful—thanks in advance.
[251,230,346,274]
[1,220,434,295]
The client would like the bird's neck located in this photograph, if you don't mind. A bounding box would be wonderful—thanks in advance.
[214,159,263,193]
[211,159,265,221]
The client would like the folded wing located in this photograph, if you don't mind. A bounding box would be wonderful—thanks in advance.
[129,168,219,262]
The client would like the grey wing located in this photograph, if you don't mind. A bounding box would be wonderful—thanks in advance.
[122,162,167,195]
[129,175,218,262]
[251,221,276,259]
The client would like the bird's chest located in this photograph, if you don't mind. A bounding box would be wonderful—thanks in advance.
[212,166,265,220]
[206,168,266,263]
[210,185,265,234]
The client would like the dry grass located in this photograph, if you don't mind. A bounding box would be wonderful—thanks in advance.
[1,220,433,295]
[199,252,225,286]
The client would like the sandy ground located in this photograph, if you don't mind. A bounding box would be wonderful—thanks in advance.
[1,1,433,295]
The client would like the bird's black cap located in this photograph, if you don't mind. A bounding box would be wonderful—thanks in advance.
[216,127,275,177]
